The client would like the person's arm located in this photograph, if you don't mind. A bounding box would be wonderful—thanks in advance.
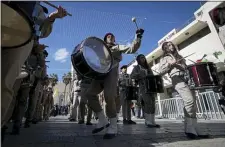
[39,5,68,38]
[159,56,174,76]
[39,16,54,38]
[130,66,142,80]
[112,29,144,54]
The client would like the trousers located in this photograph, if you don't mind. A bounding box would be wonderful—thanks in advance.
[1,40,34,127]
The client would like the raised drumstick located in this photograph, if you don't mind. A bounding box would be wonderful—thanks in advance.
[42,1,72,16]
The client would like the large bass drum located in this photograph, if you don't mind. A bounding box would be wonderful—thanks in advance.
[2,1,37,49]
[71,37,113,80]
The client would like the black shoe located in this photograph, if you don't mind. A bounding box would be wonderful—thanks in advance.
[24,121,30,128]
[103,133,117,139]
[86,122,93,125]
[78,120,84,124]
[123,119,128,124]
[32,119,38,124]
[92,123,110,134]
[127,120,136,125]
[198,134,210,138]
[1,126,8,143]
[185,132,198,139]
[10,125,20,135]
[145,122,160,128]
[69,119,76,122]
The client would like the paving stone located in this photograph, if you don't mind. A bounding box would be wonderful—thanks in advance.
[2,116,225,147]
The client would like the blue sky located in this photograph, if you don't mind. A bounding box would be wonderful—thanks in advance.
[40,1,202,81]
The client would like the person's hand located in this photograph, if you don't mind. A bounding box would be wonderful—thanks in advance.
[168,60,176,68]
[136,28,144,39]
[136,28,144,35]
[38,44,48,51]
[49,6,68,20]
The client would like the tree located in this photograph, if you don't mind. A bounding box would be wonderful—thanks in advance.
[49,73,58,88]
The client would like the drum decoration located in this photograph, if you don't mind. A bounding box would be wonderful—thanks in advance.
[2,1,37,49]
[187,62,219,90]
[71,37,113,80]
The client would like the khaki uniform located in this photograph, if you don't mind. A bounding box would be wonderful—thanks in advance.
[40,88,48,120]
[79,78,93,123]
[130,65,156,114]
[1,3,53,127]
[159,54,196,118]
[159,52,209,137]
[43,90,54,120]
[86,37,142,118]
[33,86,44,121]
[118,73,132,120]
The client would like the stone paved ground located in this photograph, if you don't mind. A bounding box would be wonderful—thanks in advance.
[2,116,225,147]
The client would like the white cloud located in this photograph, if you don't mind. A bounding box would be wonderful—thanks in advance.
[54,48,69,63]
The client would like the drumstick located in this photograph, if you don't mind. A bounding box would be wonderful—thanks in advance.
[175,52,196,63]
[42,1,72,16]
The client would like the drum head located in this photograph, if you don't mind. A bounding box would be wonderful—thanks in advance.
[81,37,113,73]
[2,3,33,48]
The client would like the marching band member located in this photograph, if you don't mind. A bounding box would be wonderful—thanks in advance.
[85,28,144,139]
[70,71,94,125]
[1,3,68,129]
[159,41,209,139]
[130,54,160,128]
[118,65,136,124]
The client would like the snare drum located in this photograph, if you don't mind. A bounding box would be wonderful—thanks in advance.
[144,75,164,93]
[126,86,138,100]
[71,37,113,80]
[187,62,219,89]
[2,1,37,49]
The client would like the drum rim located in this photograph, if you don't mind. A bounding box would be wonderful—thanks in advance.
[71,45,105,80]
[81,36,114,73]
[187,62,215,67]
[2,2,35,49]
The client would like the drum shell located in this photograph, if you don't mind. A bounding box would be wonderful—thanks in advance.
[2,1,37,20]
[2,1,36,49]
[144,75,164,93]
[71,49,107,80]
[71,37,113,80]
[187,62,219,89]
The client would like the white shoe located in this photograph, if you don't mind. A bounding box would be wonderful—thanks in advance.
[92,110,109,134]
[103,117,117,139]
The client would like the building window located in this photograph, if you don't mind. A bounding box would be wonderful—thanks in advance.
[177,26,211,50]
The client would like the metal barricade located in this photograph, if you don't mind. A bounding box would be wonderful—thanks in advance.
[155,91,225,120]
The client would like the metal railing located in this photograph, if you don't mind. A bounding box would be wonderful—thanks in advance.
[155,91,225,120]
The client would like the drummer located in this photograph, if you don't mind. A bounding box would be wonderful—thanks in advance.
[1,3,68,130]
[118,65,136,125]
[130,54,160,128]
[159,41,209,139]
[85,28,144,139]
